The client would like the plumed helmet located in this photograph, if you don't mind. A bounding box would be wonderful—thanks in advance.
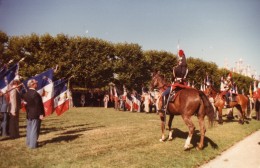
[178,49,185,57]
[227,72,232,79]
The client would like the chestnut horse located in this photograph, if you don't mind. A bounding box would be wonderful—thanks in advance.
[204,85,249,124]
[150,72,214,150]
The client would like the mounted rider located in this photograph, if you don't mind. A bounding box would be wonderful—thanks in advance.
[173,49,188,83]
[159,49,188,112]
[221,72,233,107]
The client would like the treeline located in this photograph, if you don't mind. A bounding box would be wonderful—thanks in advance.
[0,31,254,94]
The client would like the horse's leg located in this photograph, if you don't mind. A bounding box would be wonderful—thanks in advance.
[227,108,234,120]
[182,116,195,149]
[236,106,244,124]
[197,116,206,150]
[218,108,223,124]
[159,112,166,142]
[168,114,174,141]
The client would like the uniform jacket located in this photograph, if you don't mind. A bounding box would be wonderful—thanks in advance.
[23,89,45,119]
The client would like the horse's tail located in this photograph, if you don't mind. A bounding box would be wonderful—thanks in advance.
[199,91,215,127]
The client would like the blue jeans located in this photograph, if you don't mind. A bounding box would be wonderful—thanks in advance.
[26,119,41,149]
[162,87,171,97]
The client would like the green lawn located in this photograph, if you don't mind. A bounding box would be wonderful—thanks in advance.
[1,107,259,168]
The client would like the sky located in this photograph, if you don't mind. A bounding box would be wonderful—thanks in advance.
[0,0,260,79]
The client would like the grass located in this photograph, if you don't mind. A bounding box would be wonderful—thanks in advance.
[0,107,260,168]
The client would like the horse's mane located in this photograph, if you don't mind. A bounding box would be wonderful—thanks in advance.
[156,74,168,86]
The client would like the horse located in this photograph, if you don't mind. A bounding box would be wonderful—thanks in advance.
[150,72,214,150]
[204,85,250,124]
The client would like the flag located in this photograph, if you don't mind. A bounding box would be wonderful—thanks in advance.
[53,79,70,116]
[253,81,257,92]
[132,95,141,112]
[23,69,54,116]
[0,63,19,93]
[125,94,132,111]
[249,85,252,98]
[114,86,118,98]
[109,85,114,101]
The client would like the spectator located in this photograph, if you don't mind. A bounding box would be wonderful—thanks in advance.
[0,90,9,136]
[9,79,22,139]
[23,79,45,149]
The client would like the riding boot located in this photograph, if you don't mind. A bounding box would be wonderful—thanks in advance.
[162,96,166,112]
[226,96,230,108]
[159,96,166,113]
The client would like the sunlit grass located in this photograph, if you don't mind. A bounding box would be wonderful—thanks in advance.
[0,107,259,168]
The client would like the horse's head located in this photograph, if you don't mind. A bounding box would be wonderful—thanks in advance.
[204,85,219,98]
[150,71,165,90]
[204,85,212,96]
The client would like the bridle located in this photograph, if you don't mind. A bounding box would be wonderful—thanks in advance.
[151,75,167,92]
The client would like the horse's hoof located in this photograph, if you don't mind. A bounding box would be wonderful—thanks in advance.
[218,121,223,125]
[168,137,173,141]
[159,138,166,142]
[184,146,191,151]
[184,144,191,150]
[238,120,244,125]
[196,146,202,151]
[196,143,203,150]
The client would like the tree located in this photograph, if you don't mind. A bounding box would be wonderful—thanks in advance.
[144,50,177,83]
[0,31,9,65]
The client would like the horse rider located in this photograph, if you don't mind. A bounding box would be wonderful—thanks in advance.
[159,49,188,112]
[222,73,233,107]
[204,72,212,88]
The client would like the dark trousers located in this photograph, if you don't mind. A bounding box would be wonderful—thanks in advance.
[26,119,41,149]
[1,112,8,136]
[9,113,19,138]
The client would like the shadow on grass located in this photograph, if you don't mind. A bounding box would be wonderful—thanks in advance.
[171,128,218,150]
[1,123,105,143]
[39,124,104,146]
[40,123,103,135]
[38,134,83,147]
[218,114,250,124]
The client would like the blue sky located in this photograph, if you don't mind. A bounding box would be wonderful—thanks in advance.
[0,0,259,79]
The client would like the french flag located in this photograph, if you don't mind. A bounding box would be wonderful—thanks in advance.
[0,63,19,93]
[125,94,132,111]
[132,94,141,112]
[53,79,70,116]
[23,69,54,116]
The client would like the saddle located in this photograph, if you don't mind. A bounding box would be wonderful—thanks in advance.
[168,83,190,103]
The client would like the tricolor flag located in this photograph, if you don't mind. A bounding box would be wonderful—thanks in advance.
[109,85,114,101]
[0,63,19,93]
[125,94,132,111]
[53,79,70,116]
[132,95,141,112]
[23,69,54,116]
[249,84,252,98]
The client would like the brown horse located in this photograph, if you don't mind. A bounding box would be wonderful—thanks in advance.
[150,72,214,150]
[204,85,249,124]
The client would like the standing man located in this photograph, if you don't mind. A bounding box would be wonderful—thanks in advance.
[0,90,9,136]
[9,79,22,139]
[23,79,44,149]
